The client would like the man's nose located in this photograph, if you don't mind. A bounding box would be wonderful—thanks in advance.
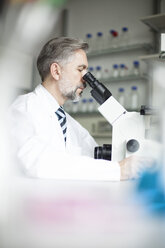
[82,69,88,78]
[81,70,88,83]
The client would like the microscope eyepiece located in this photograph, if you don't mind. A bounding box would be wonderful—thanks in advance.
[83,71,96,88]
[83,71,112,105]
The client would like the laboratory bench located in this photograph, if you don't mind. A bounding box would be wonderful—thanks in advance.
[1,176,165,248]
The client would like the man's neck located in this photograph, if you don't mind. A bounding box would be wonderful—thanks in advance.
[42,79,65,106]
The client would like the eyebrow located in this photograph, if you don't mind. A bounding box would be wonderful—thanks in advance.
[78,64,88,69]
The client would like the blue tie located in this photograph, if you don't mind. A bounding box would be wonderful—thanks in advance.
[55,106,67,143]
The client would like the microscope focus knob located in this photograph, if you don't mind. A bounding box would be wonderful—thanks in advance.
[126,139,140,153]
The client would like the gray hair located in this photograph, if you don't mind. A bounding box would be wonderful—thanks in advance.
[37,37,88,81]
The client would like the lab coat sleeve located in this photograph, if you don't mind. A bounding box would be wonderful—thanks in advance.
[7,106,120,181]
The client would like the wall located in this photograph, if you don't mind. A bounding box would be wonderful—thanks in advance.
[32,10,65,89]
[161,0,165,12]
[66,0,153,43]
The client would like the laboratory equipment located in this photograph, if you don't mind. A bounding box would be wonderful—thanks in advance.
[117,87,125,107]
[120,27,129,46]
[85,33,93,52]
[72,101,79,113]
[88,98,95,112]
[110,30,119,48]
[132,60,140,75]
[130,86,139,110]
[106,29,115,49]
[95,66,102,79]
[95,32,104,51]
[94,144,112,161]
[80,98,88,112]
[112,64,119,77]
[119,64,127,77]
[89,66,94,74]
[83,71,156,161]
[103,68,110,79]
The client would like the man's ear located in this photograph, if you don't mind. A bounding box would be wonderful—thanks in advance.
[50,63,61,80]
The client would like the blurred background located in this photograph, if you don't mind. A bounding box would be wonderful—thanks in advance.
[0,0,165,247]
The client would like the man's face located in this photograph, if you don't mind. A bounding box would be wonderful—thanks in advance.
[58,49,88,102]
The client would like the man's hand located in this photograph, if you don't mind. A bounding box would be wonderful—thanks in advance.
[119,156,155,181]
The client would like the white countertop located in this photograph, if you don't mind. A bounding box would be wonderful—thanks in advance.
[1,176,165,248]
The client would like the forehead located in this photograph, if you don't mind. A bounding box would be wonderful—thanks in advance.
[67,49,88,67]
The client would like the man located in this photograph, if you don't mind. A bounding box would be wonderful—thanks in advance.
[8,37,143,181]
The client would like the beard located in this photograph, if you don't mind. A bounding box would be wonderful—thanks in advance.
[65,89,82,102]
[59,76,86,102]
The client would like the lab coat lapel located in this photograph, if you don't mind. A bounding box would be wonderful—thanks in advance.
[34,85,66,149]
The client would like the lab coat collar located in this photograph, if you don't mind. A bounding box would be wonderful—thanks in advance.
[34,84,61,115]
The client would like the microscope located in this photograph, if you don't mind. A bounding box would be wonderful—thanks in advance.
[83,72,156,162]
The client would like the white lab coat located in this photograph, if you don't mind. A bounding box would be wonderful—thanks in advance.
[7,84,120,181]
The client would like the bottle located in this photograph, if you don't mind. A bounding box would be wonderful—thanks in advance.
[103,68,110,79]
[106,29,114,49]
[85,33,93,52]
[95,66,102,79]
[120,27,129,47]
[72,101,79,113]
[119,64,126,77]
[64,101,72,113]
[112,64,119,78]
[89,66,94,74]
[80,98,88,112]
[95,32,104,51]
[117,87,125,107]
[132,61,140,76]
[110,30,119,48]
[130,86,139,110]
[88,98,95,112]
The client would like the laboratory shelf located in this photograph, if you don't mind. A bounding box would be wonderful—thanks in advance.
[69,111,100,117]
[87,43,153,58]
[140,13,165,32]
[69,109,140,117]
[92,133,112,139]
[101,74,148,83]
[139,53,165,62]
